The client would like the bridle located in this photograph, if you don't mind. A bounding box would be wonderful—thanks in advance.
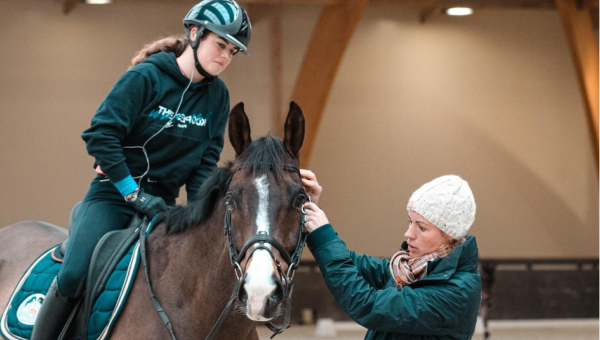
[216,165,310,338]
[141,165,310,340]
[225,197,309,285]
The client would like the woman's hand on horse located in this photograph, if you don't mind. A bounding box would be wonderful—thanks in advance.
[303,202,329,233]
[300,169,322,204]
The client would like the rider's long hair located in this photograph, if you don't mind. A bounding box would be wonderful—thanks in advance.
[130,34,189,68]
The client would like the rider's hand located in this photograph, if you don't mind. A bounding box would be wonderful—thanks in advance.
[300,169,322,204]
[127,189,168,218]
[303,202,329,233]
[95,165,105,175]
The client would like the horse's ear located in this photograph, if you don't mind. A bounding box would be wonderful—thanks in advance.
[283,101,305,161]
[229,102,252,157]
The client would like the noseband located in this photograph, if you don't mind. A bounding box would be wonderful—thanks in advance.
[225,194,309,287]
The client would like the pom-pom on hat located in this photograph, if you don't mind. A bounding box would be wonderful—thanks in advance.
[407,175,476,240]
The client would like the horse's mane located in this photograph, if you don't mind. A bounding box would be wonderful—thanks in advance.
[161,136,295,234]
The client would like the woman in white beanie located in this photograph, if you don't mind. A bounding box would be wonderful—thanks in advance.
[301,171,481,340]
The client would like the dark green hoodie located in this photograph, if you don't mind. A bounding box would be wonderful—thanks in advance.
[82,52,229,202]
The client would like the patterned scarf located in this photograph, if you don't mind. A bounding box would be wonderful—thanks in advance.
[389,239,463,290]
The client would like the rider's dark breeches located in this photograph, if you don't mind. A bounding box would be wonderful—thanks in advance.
[56,178,135,299]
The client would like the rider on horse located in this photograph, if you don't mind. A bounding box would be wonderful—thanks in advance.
[31,1,251,339]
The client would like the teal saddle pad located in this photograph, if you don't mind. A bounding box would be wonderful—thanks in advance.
[1,238,144,340]
[0,246,61,340]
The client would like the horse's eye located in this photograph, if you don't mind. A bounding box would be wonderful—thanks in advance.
[294,194,308,208]
[225,194,237,209]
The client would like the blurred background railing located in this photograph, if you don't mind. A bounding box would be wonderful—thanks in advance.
[288,258,599,325]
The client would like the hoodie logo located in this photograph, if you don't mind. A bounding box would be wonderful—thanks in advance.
[149,105,210,128]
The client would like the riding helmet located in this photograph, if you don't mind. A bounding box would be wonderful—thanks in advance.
[184,0,252,55]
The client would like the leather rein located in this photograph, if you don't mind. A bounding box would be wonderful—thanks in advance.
[140,166,309,340]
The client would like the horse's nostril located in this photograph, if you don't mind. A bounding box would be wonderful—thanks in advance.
[268,281,284,307]
[268,294,281,307]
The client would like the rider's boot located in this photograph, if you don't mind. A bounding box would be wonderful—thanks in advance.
[30,277,77,340]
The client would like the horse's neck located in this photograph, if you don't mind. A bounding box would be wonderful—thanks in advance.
[127,210,256,338]
[145,208,247,322]
[149,208,234,290]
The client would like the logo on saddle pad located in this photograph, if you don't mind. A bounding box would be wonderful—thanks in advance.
[16,294,44,325]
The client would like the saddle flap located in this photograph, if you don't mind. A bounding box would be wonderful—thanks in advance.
[74,214,147,340]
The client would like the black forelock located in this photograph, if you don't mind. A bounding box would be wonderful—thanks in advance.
[232,135,296,182]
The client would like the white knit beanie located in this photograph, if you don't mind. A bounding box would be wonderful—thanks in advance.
[407,175,476,240]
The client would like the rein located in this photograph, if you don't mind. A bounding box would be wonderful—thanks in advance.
[139,217,177,340]
[139,165,309,340]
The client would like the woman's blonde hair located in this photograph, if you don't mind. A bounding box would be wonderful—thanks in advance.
[130,34,189,68]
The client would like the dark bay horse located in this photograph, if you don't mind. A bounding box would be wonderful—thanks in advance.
[0,102,308,339]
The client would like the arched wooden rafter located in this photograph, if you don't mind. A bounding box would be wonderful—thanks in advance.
[64,0,77,14]
[556,0,599,175]
[291,0,370,166]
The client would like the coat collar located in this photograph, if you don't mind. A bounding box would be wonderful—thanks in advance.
[410,235,479,286]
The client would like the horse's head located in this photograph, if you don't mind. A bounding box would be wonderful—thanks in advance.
[226,102,307,322]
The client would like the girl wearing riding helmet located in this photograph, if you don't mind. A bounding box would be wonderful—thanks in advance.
[31,1,251,339]
[301,171,481,340]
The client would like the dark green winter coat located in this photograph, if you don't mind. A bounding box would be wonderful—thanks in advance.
[307,224,482,340]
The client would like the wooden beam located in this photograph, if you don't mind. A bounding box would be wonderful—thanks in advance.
[590,8,599,27]
[64,0,78,15]
[238,0,340,4]
[116,0,341,5]
[420,6,443,23]
[589,0,600,9]
[373,0,523,7]
[556,0,599,173]
[371,0,598,9]
[245,4,272,24]
[291,0,370,166]
[116,0,598,9]
[270,4,283,136]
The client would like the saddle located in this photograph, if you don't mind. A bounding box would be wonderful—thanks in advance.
[74,213,146,339]
[1,203,152,340]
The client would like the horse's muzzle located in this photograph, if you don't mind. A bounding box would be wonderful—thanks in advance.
[239,273,284,321]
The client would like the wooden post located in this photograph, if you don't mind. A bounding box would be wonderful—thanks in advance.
[556,0,599,174]
[64,0,78,14]
[291,0,370,166]
[271,4,283,136]
[420,6,443,24]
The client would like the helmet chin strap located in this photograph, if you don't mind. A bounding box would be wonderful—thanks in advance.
[189,27,215,80]
[192,45,215,79]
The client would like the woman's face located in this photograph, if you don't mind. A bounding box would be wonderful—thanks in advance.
[195,31,239,76]
[404,209,450,258]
